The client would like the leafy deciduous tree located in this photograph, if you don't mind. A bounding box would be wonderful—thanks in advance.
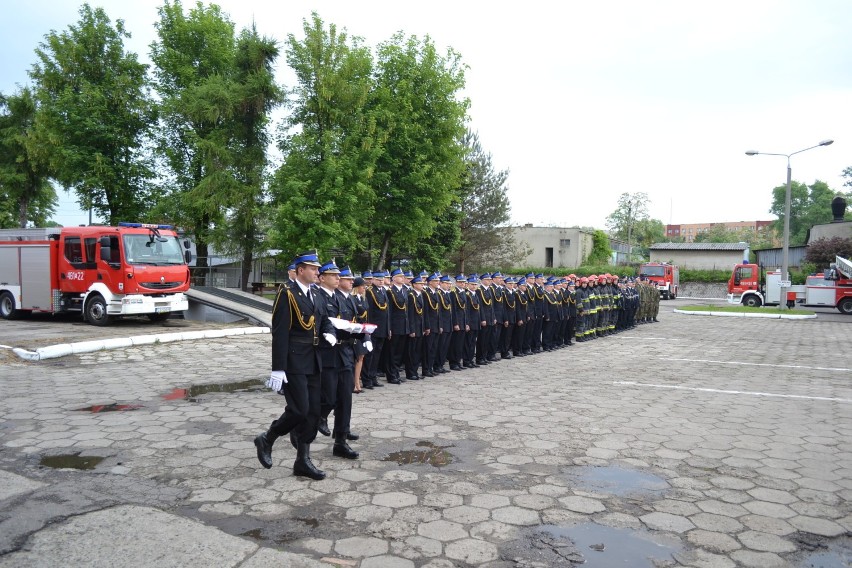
[769,180,849,246]
[606,192,650,261]
[29,3,155,224]
[151,0,239,276]
[0,88,56,228]
[271,13,378,260]
[370,33,469,269]
[804,236,852,268]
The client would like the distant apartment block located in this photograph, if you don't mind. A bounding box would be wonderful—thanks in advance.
[665,220,774,243]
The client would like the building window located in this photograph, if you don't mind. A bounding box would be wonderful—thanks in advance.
[545,247,553,268]
[559,239,571,247]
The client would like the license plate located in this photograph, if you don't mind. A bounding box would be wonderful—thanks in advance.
[155,307,170,314]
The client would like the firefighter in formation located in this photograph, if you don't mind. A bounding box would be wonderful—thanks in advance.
[254,251,660,480]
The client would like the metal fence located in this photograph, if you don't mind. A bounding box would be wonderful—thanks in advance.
[189,256,288,290]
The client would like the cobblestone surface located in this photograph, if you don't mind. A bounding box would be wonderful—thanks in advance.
[1,307,851,566]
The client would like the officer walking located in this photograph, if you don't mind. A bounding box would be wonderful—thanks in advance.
[254,251,336,480]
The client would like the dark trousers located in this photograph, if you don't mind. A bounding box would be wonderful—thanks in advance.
[437,332,451,369]
[512,323,525,354]
[388,334,407,381]
[523,317,535,351]
[476,324,490,362]
[364,336,386,380]
[542,319,555,349]
[321,367,353,435]
[464,330,478,363]
[532,316,543,350]
[565,316,575,344]
[489,324,500,359]
[500,324,512,356]
[450,330,465,366]
[271,372,321,444]
[423,332,438,372]
[406,335,423,378]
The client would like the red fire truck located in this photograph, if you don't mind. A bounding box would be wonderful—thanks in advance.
[727,255,852,314]
[0,223,191,325]
[638,262,679,299]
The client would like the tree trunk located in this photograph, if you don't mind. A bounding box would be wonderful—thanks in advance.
[241,246,253,292]
[17,195,30,228]
[377,233,391,271]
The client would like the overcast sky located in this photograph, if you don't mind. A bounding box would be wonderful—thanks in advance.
[2,0,851,229]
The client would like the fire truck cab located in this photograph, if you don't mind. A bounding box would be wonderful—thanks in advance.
[638,262,679,299]
[0,223,191,325]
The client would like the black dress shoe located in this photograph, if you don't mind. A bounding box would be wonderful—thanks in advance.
[293,446,325,480]
[423,371,435,378]
[388,378,401,384]
[363,381,374,390]
[407,375,420,380]
[318,417,331,437]
[372,380,384,387]
[450,365,462,371]
[487,357,498,362]
[254,433,274,469]
[333,436,359,460]
[333,430,360,440]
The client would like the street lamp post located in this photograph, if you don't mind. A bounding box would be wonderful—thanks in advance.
[745,139,834,309]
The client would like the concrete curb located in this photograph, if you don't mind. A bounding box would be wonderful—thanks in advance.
[11,326,270,362]
[673,308,817,320]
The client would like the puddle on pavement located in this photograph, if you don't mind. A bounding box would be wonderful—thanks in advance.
[383,441,454,467]
[239,528,264,540]
[542,523,682,567]
[795,535,852,568]
[797,550,850,568]
[40,453,105,470]
[74,403,143,413]
[562,465,669,496]
[163,379,266,401]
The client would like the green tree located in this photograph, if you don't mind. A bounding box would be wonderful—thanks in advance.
[29,4,155,224]
[451,130,523,273]
[224,27,283,291]
[270,13,378,260]
[151,0,238,277]
[805,236,852,268]
[370,33,469,269]
[769,180,850,245]
[587,229,613,264]
[0,88,56,228]
[606,192,650,260]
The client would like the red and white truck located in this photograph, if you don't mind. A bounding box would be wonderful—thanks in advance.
[727,255,852,314]
[0,223,192,325]
[638,262,679,299]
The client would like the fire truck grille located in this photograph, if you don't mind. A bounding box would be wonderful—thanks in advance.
[141,281,183,290]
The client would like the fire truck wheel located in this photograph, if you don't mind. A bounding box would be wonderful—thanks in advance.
[838,298,852,315]
[742,295,762,308]
[85,295,113,326]
[0,291,21,320]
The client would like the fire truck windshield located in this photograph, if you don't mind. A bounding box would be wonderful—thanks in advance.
[123,234,185,265]
[640,266,665,277]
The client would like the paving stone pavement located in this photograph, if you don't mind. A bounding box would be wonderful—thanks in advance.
[0,309,850,567]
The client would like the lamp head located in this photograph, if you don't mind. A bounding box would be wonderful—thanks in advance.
[819,139,834,147]
[745,150,759,156]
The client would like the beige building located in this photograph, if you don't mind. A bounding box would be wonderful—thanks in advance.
[666,220,774,243]
[649,242,750,271]
[509,225,595,268]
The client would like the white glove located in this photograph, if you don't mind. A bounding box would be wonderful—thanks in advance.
[266,370,287,391]
[364,340,373,352]
[323,333,338,347]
